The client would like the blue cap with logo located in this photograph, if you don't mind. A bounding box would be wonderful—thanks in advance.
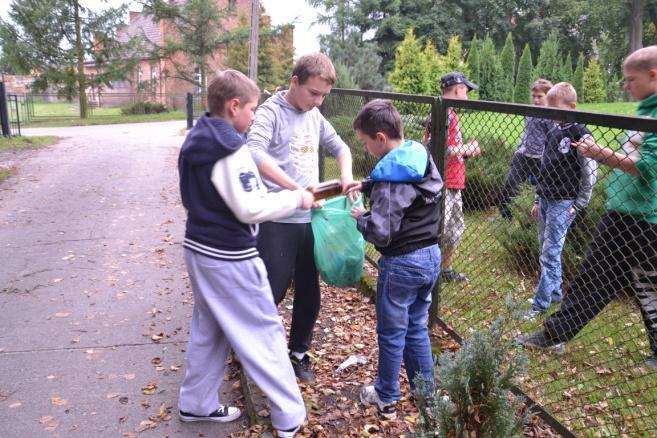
[440,72,479,91]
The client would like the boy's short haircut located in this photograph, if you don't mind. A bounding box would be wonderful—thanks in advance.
[207,69,259,116]
[623,45,657,71]
[547,82,577,105]
[352,99,403,140]
[531,79,553,94]
[292,53,337,86]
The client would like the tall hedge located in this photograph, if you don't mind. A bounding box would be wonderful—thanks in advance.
[582,57,606,103]
[535,33,561,83]
[389,29,430,95]
[478,35,504,101]
[573,54,584,96]
[499,33,515,102]
[467,35,480,85]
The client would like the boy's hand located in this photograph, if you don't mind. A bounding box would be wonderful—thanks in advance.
[341,174,358,202]
[351,205,366,218]
[573,136,604,159]
[300,190,314,210]
[345,180,362,201]
[568,207,577,218]
[531,204,538,222]
[465,140,481,157]
[312,199,325,209]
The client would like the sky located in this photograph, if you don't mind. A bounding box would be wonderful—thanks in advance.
[0,0,327,57]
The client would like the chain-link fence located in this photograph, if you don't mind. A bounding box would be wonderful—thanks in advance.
[320,89,657,436]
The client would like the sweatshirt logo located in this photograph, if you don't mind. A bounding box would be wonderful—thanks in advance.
[239,171,260,192]
[558,137,572,154]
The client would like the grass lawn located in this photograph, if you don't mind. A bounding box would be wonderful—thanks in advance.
[23,111,185,128]
[0,135,58,183]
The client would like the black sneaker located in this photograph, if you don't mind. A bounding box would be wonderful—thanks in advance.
[442,269,467,282]
[290,354,316,382]
[179,406,241,423]
[360,385,397,420]
[515,330,565,354]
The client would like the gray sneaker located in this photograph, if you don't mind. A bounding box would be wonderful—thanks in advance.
[521,309,545,322]
[641,355,657,371]
[360,385,397,420]
[179,406,241,423]
[515,330,565,354]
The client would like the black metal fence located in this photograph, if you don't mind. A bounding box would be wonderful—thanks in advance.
[322,88,657,436]
[13,92,188,124]
[186,89,657,435]
[0,82,20,136]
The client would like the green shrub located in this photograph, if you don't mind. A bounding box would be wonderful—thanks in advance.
[416,306,529,437]
[463,135,514,211]
[328,114,377,179]
[121,101,169,115]
[495,181,607,280]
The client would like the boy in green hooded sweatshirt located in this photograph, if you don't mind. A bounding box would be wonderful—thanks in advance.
[516,45,657,369]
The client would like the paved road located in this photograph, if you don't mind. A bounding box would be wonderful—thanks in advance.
[0,122,244,436]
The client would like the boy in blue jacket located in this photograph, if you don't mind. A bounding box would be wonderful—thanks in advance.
[347,99,442,420]
[177,70,312,438]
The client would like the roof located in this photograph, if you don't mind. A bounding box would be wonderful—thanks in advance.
[118,12,161,46]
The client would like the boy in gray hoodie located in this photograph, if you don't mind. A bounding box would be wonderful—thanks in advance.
[247,53,354,382]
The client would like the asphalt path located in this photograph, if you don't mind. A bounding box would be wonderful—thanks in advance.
[0,121,244,437]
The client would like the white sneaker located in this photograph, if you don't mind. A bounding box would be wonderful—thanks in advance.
[277,425,300,437]
[527,298,534,304]
[179,405,241,423]
[522,309,544,322]
[360,385,397,420]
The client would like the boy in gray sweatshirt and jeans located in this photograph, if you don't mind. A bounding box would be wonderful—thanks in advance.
[247,53,354,382]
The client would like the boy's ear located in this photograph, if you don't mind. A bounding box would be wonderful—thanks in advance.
[375,132,387,143]
[226,98,240,116]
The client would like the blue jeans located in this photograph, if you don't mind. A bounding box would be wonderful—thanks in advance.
[374,245,441,403]
[533,198,577,311]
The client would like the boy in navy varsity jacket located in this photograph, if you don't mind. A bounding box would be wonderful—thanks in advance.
[347,100,442,420]
[177,70,312,438]
[524,82,598,321]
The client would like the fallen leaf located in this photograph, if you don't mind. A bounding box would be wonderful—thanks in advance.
[8,402,21,408]
[54,312,70,318]
[49,397,67,406]
[141,382,158,395]
[136,419,158,432]
[123,373,136,380]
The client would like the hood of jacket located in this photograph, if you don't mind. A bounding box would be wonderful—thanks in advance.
[180,113,245,165]
[370,140,429,183]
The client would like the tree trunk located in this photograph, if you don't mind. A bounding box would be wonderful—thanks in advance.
[629,0,644,54]
[74,0,89,119]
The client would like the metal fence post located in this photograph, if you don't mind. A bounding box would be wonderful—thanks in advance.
[0,82,10,137]
[429,96,447,327]
[11,95,21,136]
[186,92,193,129]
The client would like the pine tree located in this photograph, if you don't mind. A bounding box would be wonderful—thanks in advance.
[582,58,606,103]
[444,35,465,74]
[389,29,430,95]
[535,33,561,83]
[478,35,504,101]
[513,44,533,104]
[423,40,444,96]
[559,52,573,83]
[573,54,585,97]
[499,33,516,102]
[466,35,480,84]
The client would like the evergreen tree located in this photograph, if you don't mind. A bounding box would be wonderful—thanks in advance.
[0,0,139,118]
[334,62,356,88]
[573,53,585,97]
[582,57,606,103]
[534,33,561,82]
[559,52,573,83]
[142,0,237,92]
[321,32,386,90]
[389,29,430,95]
[513,44,533,104]
[423,40,444,96]
[443,35,465,73]
[499,32,516,102]
[466,35,480,84]
[478,35,504,101]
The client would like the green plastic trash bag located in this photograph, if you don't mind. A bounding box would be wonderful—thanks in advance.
[311,195,365,287]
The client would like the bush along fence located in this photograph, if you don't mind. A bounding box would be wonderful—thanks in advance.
[322,89,657,436]
[186,89,657,435]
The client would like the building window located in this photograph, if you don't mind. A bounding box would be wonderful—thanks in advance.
[150,63,158,94]
[194,66,202,94]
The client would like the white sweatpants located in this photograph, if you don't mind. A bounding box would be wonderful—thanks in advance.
[178,249,306,431]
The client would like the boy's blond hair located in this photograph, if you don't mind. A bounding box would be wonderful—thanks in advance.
[292,53,337,86]
[207,69,259,116]
[353,99,403,140]
[547,82,577,105]
[623,45,657,72]
[531,79,553,94]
